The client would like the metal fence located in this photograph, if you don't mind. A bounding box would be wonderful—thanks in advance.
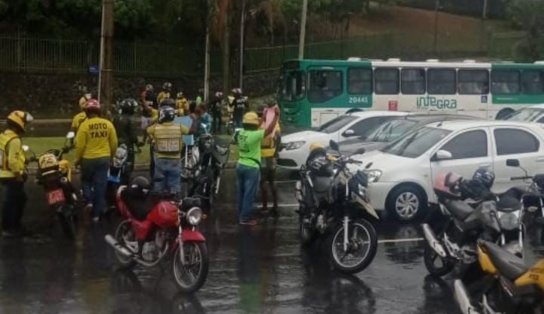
[0,32,526,77]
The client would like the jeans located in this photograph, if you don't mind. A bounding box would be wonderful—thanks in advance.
[237,163,261,222]
[153,158,181,195]
[81,157,110,217]
[1,179,26,231]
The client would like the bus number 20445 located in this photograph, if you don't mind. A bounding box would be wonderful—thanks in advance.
[348,96,369,104]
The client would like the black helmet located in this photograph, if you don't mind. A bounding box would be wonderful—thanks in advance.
[120,98,138,115]
[159,106,176,124]
[472,167,495,189]
[159,98,176,109]
[129,176,151,197]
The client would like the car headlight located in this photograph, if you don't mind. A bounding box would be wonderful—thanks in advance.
[284,141,306,150]
[186,207,203,225]
[499,212,519,231]
[365,169,382,183]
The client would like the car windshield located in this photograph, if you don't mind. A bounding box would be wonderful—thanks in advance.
[506,108,544,122]
[382,127,451,158]
[365,119,418,142]
[318,115,357,133]
[279,70,305,101]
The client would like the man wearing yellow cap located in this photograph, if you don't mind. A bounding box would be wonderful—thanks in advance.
[236,109,279,226]
[0,111,33,237]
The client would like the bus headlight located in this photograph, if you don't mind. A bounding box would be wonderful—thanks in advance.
[285,141,305,150]
[186,207,203,226]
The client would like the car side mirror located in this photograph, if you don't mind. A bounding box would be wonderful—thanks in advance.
[343,129,355,137]
[329,140,339,151]
[506,159,520,167]
[353,147,366,155]
[66,131,75,139]
[433,150,453,161]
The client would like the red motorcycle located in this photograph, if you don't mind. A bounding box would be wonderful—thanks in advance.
[104,177,209,293]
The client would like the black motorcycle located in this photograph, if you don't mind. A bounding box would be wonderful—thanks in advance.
[422,169,524,278]
[296,140,378,274]
[185,134,229,214]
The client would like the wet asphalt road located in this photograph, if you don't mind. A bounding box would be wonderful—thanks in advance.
[0,169,543,314]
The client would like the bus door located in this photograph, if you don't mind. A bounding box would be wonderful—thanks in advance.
[307,67,345,127]
[455,69,490,119]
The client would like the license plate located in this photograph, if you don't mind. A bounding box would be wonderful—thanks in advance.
[47,189,65,205]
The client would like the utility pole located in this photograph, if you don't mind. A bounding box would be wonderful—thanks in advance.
[433,0,440,54]
[98,0,114,113]
[482,0,488,19]
[298,0,308,59]
[239,0,246,90]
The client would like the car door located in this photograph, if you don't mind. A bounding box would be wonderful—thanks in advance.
[430,128,493,191]
[338,116,390,142]
[491,127,543,193]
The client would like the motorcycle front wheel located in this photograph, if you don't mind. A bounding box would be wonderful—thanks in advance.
[173,242,209,293]
[114,220,137,267]
[57,206,77,239]
[423,243,455,277]
[327,219,378,274]
[298,211,315,247]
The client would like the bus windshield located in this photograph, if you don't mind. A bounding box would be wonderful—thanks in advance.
[366,119,418,142]
[382,127,451,158]
[318,115,357,134]
[279,70,305,101]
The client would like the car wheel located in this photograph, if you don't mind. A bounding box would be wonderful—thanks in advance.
[387,185,427,222]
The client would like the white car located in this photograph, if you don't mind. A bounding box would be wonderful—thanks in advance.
[351,120,544,221]
[505,104,544,123]
[277,111,408,169]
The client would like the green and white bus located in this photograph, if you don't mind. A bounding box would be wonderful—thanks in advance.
[278,58,544,128]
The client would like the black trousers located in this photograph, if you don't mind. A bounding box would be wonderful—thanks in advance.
[212,111,222,133]
[1,179,26,231]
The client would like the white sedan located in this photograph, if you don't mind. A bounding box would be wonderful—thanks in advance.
[277,111,407,169]
[350,120,544,221]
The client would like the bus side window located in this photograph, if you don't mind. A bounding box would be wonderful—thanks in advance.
[458,69,489,95]
[374,68,399,95]
[348,68,372,94]
[428,69,456,95]
[491,70,520,94]
[401,68,426,95]
[308,70,343,103]
[521,70,544,94]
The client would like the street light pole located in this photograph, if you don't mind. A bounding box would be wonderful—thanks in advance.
[204,0,212,102]
[298,0,308,59]
[433,0,439,54]
[98,0,114,113]
[239,0,246,90]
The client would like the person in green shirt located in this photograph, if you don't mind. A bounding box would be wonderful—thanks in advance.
[237,110,279,225]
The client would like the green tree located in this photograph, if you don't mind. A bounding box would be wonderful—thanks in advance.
[508,0,544,61]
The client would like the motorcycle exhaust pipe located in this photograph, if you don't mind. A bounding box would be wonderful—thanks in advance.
[421,223,447,258]
[104,234,133,257]
[454,280,480,314]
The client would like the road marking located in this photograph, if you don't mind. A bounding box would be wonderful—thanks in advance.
[378,238,424,244]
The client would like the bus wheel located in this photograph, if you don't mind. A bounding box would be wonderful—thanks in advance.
[495,108,514,120]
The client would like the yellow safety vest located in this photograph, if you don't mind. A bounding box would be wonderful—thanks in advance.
[148,123,187,158]
[0,130,25,177]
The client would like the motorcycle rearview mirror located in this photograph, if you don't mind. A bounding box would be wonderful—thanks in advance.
[329,140,339,152]
[506,159,520,168]
[365,162,373,169]
[66,131,75,139]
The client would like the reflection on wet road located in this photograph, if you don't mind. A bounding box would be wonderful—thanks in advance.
[0,170,542,313]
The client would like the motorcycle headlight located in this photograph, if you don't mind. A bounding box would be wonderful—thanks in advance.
[186,207,203,226]
[365,169,382,183]
[499,212,519,231]
[357,184,367,197]
[285,141,305,151]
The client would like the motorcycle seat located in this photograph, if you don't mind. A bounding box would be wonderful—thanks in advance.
[446,200,473,220]
[121,188,152,221]
[482,241,528,281]
[496,195,522,213]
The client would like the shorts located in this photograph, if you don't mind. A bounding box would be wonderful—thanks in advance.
[261,157,276,183]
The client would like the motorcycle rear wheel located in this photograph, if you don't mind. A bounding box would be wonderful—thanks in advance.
[327,219,378,274]
[173,242,209,293]
[114,220,137,267]
[57,208,77,240]
[423,243,455,277]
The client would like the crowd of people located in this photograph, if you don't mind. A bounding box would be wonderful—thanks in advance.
[0,82,281,237]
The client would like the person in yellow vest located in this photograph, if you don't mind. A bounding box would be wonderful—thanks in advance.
[75,101,118,222]
[0,111,33,237]
[257,103,281,217]
[175,92,189,116]
[156,82,172,106]
[147,106,192,197]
